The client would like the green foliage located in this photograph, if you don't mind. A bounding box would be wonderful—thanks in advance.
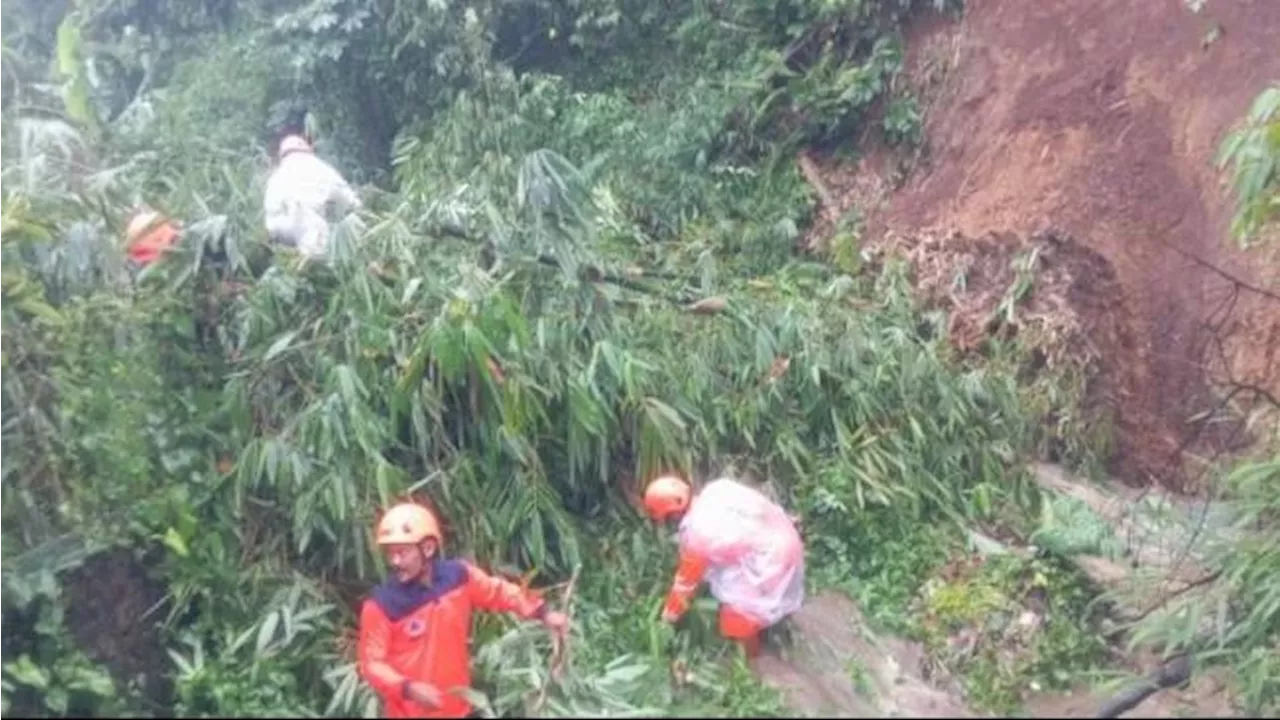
[812,513,955,637]
[1218,84,1280,246]
[55,11,102,139]
[1,159,1047,717]
[117,35,289,208]
[882,93,924,147]
[1127,453,1280,716]
[166,579,341,717]
[1029,495,1124,559]
[0,0,1147,717]
[918,553,1108,715]
[2,195,66,326]
[3,647,122,717]
[451,524,789,717]
[2,550,124,717]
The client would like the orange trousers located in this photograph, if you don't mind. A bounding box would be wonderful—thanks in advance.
[665,549,766,657]
[719,605,764,657]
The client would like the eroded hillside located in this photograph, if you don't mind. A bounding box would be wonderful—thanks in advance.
[810,0,1280,488]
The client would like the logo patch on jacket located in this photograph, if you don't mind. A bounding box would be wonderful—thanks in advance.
[406,618,427,638]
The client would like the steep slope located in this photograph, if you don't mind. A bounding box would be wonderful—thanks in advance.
[826,0,1280,487]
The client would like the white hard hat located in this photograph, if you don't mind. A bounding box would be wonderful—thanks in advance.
[278,134,313,158]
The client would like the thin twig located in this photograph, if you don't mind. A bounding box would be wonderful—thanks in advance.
[533,254,695,306]
[1103,569,1224,640]
[532,564,581,714]
[1161,240,1280,304]
[553,565,581,682]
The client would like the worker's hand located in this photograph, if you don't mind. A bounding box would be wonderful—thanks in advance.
[542,610,569,636]
[404,681,444,709]
[661,607,681,624]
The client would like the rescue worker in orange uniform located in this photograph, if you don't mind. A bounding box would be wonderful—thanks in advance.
[644,474,806,659]
[124,208,181,268]
[358,503,568,718]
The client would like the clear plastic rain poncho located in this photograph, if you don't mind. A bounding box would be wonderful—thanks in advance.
[677,477,806,626]
[263,150,361,259]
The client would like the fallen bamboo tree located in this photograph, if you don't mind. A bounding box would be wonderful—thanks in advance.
[963,466,1229,718]
[1026,463,1226,627]
[961,461,1234,676]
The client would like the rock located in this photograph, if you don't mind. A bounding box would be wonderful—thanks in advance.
[755,591,975,718]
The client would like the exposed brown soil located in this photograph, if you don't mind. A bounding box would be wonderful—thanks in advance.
[62,549,173,714]
[810,0,1280,490]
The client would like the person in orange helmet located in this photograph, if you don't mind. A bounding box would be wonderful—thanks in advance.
[644,474,805,659]
[357,502,568,718]
[123,207,233,272]
[124,208,181,268]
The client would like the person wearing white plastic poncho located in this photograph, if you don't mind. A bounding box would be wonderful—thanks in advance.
[263,134,361,260]
[642,474,805,659]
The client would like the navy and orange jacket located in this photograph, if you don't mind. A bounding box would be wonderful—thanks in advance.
[357,558,546,718]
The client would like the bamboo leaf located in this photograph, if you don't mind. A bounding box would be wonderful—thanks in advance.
[265,331,301,362]
[257,611,280,654]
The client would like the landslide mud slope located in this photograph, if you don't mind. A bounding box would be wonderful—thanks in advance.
[848,0,1280,487]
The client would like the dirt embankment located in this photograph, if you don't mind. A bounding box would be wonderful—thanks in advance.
[813,0,1280,489]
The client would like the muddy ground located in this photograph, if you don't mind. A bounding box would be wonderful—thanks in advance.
[61,549,172,714]
[806,0,1280,491]
[754,592,969,718]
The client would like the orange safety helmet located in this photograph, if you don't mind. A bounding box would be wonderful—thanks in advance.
[643,475,692,522]
[124,209,179,266]
[376,503,442,547]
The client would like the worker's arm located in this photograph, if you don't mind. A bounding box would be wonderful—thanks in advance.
[463,562,547,620]
[331,177,362,213]
[340,179,363,211]
[319,161,362,214]
[357,600,408,700]
[662,548,710,622]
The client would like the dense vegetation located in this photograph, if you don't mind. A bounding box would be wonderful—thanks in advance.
[2,0,1276,717]
[1219,83,1280,246]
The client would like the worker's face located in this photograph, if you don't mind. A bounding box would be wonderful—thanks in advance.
[384,539,438,583]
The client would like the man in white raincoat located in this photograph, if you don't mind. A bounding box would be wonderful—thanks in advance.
[642,474,805,659]
[263,134,361,260]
